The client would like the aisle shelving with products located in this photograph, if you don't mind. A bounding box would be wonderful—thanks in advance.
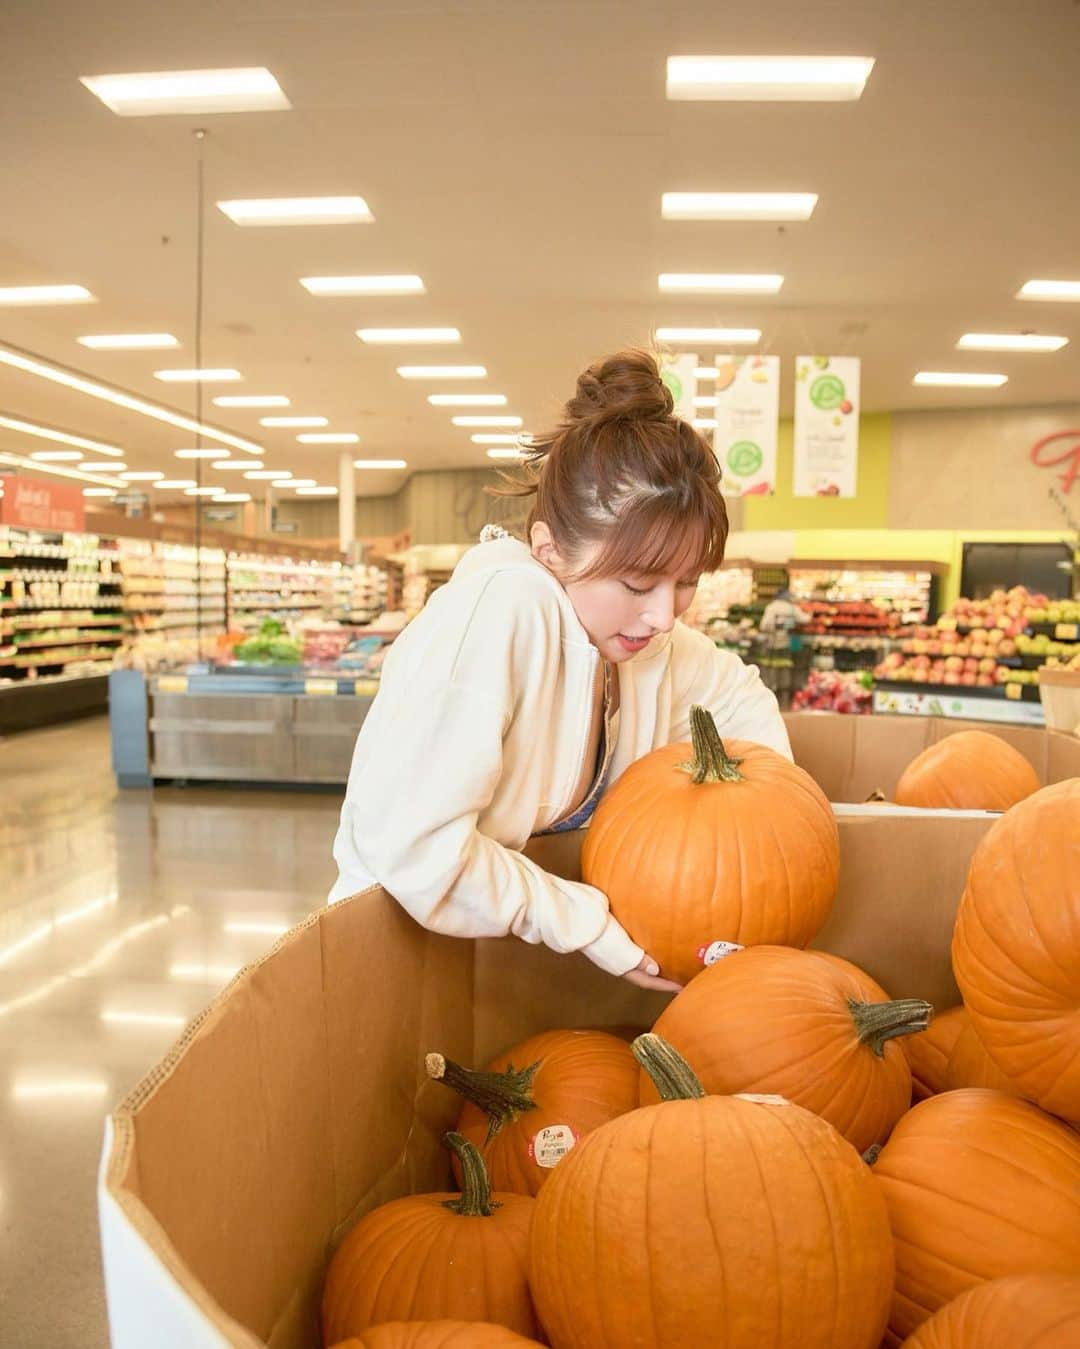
[225,555,348,630]
[118,540,227,670]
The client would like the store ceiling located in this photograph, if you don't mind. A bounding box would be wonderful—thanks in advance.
[0,0,1079,500]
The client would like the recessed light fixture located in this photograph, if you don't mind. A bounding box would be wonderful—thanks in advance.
[260,416,328,428]
[661,192,817,221]
[213,492,252,503]
[357,328,461,344]
[486,448,526,460]
[284,479,317,487]
[294,486,338,496]
[1017,279,1080,302]
[0,452,123,489]
[184,487,223,496]
[83,488,118,497]
[244,470,290,480]
[693,396,719,408]
[213,394,290,408]
[471,433,522,445]
[212,459,262,470]
[692,418,719,430]
[0,284,95,306]
[78,332,179,349]
[396,365,486,379]
[301,275,424,296]
[120,471,165,481]
[451,416,523,428]
[100,1010,187,1028]
[174,448,221,459]
[79,461,128,472]
[81,67,290,117]
[297,432,359,444]
[957,333,1069,352]
[153,479,198,490]
[12,1078,108,1100]
[0,414,124,457]
[353,458,407,469]
[659,273,784,294]
[666,55,874,102]
[217,196,372,226]
[913,372,1009,388]
[154,368,241,383]
[30,450,84,462]
[694,367,719,379]
[656,327,761,344]
[428,393,508,406]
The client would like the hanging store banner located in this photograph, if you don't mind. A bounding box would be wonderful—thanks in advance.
[659,352,698,421]
[793,355,861,497]
[0,473,85,532]
[712,354,780,496]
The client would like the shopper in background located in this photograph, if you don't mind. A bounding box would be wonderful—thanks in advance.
[760,587,811,652]
[330,349,791,990]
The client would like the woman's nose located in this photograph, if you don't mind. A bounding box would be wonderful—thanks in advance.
[642,590,676,633]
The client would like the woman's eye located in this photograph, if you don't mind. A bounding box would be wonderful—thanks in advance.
[678,579,701,590]
[622,582,650,596]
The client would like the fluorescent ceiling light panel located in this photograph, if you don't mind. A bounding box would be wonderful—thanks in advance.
[353,458,407,469]
[0,451,124,488]
[692,418,719,430]
[913,372,1008,388]
[357,328,460,344]
[153,479,198,489]
[154,368,241,383]
[78,332,179,349]
[471,433,521,444]
[452,415,523,427]
[260,416,327,427]
[213,459,262,470]
[83,488,118,497]
[217,196,371,226]
[244,470,290,480]
[428,393,507,406]
[693,396,719,408]
[79,461,127,472]
[174,448,222,459]
[1017,279,1080,301]
[667,55,874,102]
[297,432,359,443]
[694,367,719,378]
[659,273,784,294]
[184,487,223,496]
[396,365,486,379]
[81,68,290,117]
[0,413,123,457]
[284,478,317,487]
[0,285,95,306]
[120,471,164,481]
[301,275,424,296]
[656,327,761,343]
[101,1010,187,1028]
[295,486,338,495]
[661,192,817,221]
[213,394,289,408]
[213,492,251,503]
[957,333,1068,352]
[30,451,83,461]
[486,448,526,460]
[12,1078,108,1100]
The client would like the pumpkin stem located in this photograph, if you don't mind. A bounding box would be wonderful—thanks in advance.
[864,789,887,803]
[441,1131,500,1217]
[862,1144,882,1166]
[426,1052,539,1143]
[848,998,934,1058]
[677,705,744,785]
[632,1032,706,1101]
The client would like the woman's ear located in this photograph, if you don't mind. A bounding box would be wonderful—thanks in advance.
[530,520,560,570]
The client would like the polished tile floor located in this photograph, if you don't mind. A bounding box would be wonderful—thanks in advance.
[0,716,343,1346]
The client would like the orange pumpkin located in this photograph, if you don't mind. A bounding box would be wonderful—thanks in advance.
[322,1134,538,1344]
[943,1016,1018,1095]
[331,1324,542,1349]
[894,730,1040,810]
[951,779,1080,1119]
[427,1029,638,1196]
[899,1273,1080,1349]
[529,1034,894,1349]
[642,945,931,1152]
[581,706,840,985]
[871,1088,1080,1345]
[904,1005,966,1102]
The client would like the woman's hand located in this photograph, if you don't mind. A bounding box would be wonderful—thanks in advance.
[622,953,683,993]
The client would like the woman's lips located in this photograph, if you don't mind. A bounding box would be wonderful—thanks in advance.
[616,633,651,652]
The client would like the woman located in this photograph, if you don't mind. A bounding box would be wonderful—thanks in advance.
[330,349,791,991]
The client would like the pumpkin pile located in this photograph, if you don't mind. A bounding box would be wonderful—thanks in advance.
[894,729,1042,811]
[321,717,1080,1349]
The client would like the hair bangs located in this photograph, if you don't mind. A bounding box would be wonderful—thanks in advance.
[574,485,727,583]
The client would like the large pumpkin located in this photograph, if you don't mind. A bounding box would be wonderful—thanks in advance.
[427,1029,639,1195]
[943,1015,1018,1095]
[582,706,840,984]
[894,730,1041,810]
[529,1033,894,1349]
[331,1325,542,1349]
[899,1274,1080,1349]
[904,1005,966,1102]
[951,779,1080,1119]
[322,1134,538,1344]
[642,945,931,1152]
[871,1088,1080,1345]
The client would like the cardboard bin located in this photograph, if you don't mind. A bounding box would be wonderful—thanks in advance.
[99,810,1006,1349]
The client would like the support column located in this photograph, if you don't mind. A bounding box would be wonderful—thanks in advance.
[338,451,356,556]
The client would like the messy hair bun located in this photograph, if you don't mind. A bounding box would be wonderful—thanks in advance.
[489,347,729,583]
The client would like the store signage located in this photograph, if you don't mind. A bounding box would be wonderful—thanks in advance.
[273,521,299,534]
[0,473,84,531]
[793,356,861,497]
[712,353,780,496]
[659,353,698,421]
[204,508,237,522]
[1029,429,1080,493]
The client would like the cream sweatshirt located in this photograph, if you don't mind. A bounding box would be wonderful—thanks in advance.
[329,535,791,976]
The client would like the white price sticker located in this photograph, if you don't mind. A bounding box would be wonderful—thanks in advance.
[697,940,745,967]
[304,678,337,696]
[528,1124,579,1169]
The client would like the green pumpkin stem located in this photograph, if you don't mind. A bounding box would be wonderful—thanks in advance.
[426,1052,539,1144]
[678,705,745,784]
[441,1131,500,1216]
[632,1032,706,1101]
[862,1144,883,1166]
[849,998,934,1058]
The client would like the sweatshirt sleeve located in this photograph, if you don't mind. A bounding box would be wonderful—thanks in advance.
[333,571,645,976]
[667,621,793,759]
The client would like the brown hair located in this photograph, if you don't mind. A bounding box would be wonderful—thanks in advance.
[490,348,728,581]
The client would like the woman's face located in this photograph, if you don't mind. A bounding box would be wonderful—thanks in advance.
[531,525,701,663]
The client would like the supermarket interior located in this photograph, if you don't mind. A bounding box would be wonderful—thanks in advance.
[2,5,1080,1348]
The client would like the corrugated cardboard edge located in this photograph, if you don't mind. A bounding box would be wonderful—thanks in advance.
[98,890,381,1349]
